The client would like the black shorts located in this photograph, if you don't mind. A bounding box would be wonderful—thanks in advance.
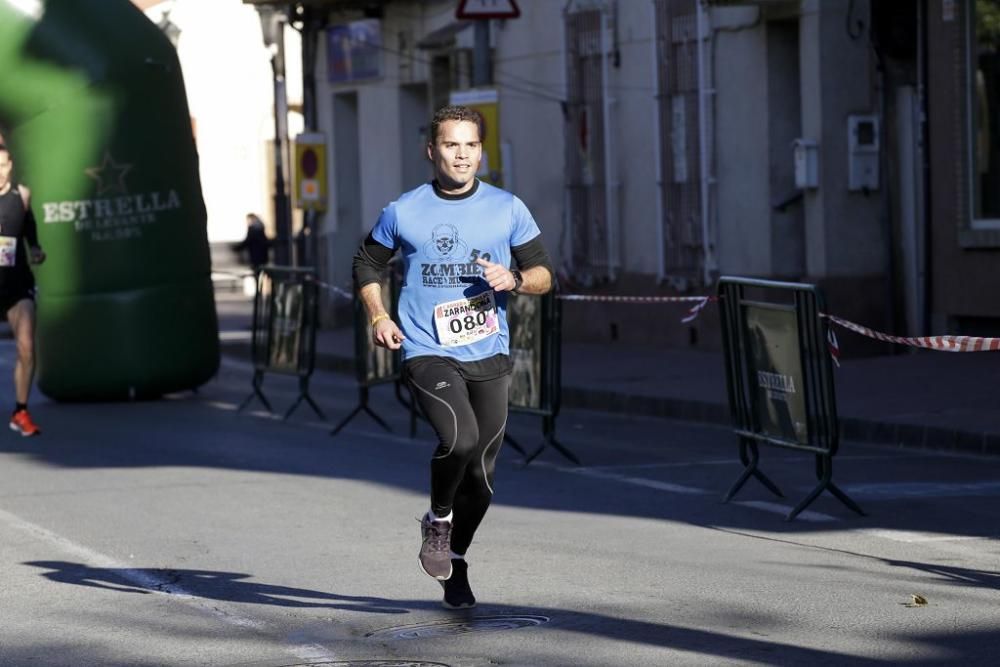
[0,279,35,316]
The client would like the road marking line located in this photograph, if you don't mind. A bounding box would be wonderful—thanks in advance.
[732,501,839,523]
[568,468,712,494]
[580,453,924,473]
[857,528,999,543]
[0,507,338,663]
[840,480,1000,499]
[834,454,940,461]
[198,396,422,447]
[528,460,712,495]
[582,460,742,471]
[527,461,841,520]
[205,400,239,411]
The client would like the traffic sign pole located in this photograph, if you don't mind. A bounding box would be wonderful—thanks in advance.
[474,21,491,86]
[455,1,521,88]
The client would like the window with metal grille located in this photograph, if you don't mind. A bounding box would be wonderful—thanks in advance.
[564,5,619,283]
[654,0,716,288]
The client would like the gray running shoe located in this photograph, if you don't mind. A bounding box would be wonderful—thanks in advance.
[418,514,453,580]
[440,559,476,609]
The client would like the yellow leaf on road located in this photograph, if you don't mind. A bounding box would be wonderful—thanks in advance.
[902,594,928,607]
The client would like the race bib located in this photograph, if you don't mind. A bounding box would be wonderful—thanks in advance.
[0,236,17,267]
[434,291,500,347]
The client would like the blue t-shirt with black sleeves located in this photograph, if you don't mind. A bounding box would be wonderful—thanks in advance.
[370,180,541,363]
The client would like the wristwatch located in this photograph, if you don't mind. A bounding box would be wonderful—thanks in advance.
[511,269,523,293]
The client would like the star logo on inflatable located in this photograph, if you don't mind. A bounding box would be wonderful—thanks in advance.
[85,152,133,195]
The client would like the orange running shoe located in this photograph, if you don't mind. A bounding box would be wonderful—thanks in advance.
[10,409,40,437]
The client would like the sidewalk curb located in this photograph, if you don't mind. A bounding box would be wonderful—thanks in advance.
[219,342,1000,458]
[561,385,1000,457]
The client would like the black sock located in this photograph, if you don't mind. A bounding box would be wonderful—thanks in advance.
[14,403,26,415]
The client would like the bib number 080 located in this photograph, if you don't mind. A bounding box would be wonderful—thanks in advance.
[450,311,488,334]
[433,292,499,347]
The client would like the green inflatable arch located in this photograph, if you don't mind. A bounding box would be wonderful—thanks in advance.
[0,0,219,400]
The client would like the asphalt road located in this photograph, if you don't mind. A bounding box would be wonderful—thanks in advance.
[1,347,998,666]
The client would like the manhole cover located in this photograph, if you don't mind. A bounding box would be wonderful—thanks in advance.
[366,614,550,640]
[281,662,450,667]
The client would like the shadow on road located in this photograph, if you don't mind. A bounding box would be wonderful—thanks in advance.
[24,561,413,614]
[714,528,1000,592]
[20,559,992,665]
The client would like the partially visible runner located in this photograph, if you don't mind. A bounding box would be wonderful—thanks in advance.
[353,105,553,609]
[0,144,46,436]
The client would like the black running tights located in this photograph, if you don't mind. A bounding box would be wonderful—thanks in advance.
[406,357,511,556]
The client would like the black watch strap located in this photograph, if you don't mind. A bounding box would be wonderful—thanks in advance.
[511,269,524,293]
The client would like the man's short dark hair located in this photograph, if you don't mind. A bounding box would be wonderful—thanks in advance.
[430,105,485,143]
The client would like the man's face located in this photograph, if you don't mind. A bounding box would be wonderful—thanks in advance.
[427,119,482,193]
[0,151,12,192]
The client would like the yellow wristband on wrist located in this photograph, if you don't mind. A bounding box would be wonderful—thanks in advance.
[371,313,390,328]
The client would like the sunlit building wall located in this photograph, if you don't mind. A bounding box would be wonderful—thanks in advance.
[136,0,302,246]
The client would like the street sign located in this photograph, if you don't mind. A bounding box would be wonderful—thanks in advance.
[294,133,327,211]
[456,0,520,20]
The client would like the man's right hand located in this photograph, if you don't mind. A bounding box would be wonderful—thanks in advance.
[373,318,405,350]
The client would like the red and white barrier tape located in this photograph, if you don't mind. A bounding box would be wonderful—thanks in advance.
[826,327,841,368]
[299,282,718,320]
[558,294,714,323]
[235,276,1000,354]
[241,276,1000,354]
[823,314,1000,352]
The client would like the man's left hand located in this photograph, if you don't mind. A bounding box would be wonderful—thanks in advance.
[29,246,46,265]
[475,257,516,292]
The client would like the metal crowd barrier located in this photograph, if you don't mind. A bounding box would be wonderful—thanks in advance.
[330,267,416,438]
[718,276,864,520]
[238,266,324,420]
[506,291,574,464]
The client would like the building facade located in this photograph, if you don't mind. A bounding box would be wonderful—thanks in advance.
[926,0,1000,338]
[278,0,996,353]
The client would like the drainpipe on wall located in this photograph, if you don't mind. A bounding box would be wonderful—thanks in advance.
[601,3,620,280]
[258,5,293,267]
[650,0,666,283]
[917,0,932,335]
[696,0,715,285]
[561,3,573,278]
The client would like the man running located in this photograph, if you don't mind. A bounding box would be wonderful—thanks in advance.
[353,105,553,609]
[0,144,46,436]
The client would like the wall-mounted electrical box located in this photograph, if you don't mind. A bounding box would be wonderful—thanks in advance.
[793,138,819,189]
[848,114,879,191]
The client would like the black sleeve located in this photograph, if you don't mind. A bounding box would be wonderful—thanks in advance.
[352,231,396,289]
[511,235,553,274]
[23,207,39,247]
